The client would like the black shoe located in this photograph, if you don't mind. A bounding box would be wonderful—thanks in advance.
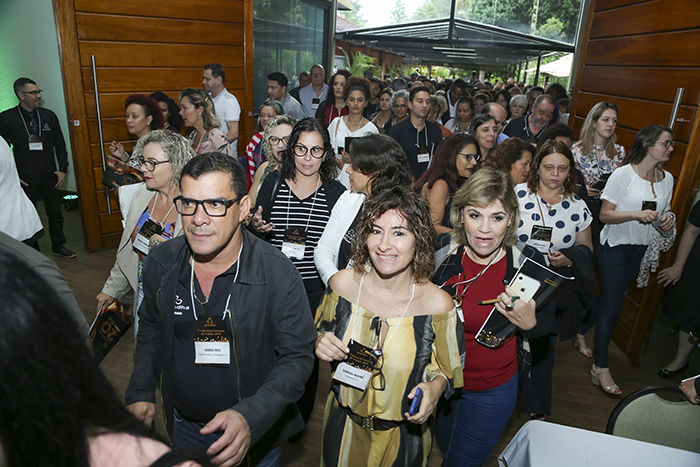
[658,362,689,378]
[53,247,77,259]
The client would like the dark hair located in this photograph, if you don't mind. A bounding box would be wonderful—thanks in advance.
[180,152,247,199]
[349,134,413,194]
[204,63,225,83]
[409,85,431,102]
[0,253,167,467]
[451,79,467,91]
[13,77,36,96]
[547,83,567,101]
[267,71,288,89]
[624,125,674,166]
[537,123,574,147]
[494,89,511,114]
[414,134,477,193]
[324,70,352,105]
[150,91,183,132]
[473,91,491,104]
[125,94,164,130]
[455,96,474,111]
[369,77,386,93]
[342,76,371,102]
[483,137,534,181]
[352,186,436,282]
[527,139,577,198]
[281,118,338,181]
[468,114,496,139]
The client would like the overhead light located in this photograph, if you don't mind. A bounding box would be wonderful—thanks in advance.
[433,46,476,53]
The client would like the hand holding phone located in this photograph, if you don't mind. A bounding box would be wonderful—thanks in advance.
[408,387,423,416]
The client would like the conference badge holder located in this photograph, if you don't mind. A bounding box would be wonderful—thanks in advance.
[281,227,306,260]
[333,339,376,391]
[133,219,163,256]
[28,134,43,151]
[528,225,553,255]
[193,316,231,367]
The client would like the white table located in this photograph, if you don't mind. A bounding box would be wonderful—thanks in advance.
[498,420,700,467]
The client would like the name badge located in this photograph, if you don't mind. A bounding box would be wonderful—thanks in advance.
[194,316,230,367]
[642,200,657,211]
[528,225,553,254]
[133,219,163,255]
[29,134,43,151]
[333,339,376,391]
[312,98,320,110]
[417,151,430,164]
[281,227,306,260]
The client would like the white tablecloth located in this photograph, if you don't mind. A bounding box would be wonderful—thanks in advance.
[498,420,700,467]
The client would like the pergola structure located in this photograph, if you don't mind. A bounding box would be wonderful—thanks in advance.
[335,10,575,81]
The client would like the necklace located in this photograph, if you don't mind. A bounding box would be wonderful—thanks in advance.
[537,189,564,211]
[346,115,364,133]
[632,164,659,198]
[368,275,413,317]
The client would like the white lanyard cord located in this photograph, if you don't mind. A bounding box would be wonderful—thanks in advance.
[189,244,241,321]
[286,177,321,233]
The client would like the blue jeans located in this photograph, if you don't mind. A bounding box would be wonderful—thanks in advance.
[434,373,518,467]
[172,407,281,467]
[578,242,646,368]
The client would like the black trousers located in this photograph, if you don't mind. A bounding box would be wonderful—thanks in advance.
[22,173,66,252]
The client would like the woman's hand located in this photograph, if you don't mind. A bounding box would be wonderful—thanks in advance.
[405,376,447,424]
[96,292,116,313]
[680,378,700,404]
[659,213,675,231]
[586,184,600,199]
[548,251,572,268]
[634,209,659,224]
[315,333,349,362]
[341,149,351,165]
[495,285,536,331]
[250,206,274,233]
[109,141,126,161]
[657,264,682,286]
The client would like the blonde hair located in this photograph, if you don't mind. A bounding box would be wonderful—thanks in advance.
[179,88,220,132]
[579,101,620,158]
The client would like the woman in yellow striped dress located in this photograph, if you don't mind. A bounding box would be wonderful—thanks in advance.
[314,186,464,466]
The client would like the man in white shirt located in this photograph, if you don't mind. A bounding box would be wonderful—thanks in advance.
[267,72,304,120]
[299,64,328,119]
[203,63,241,154]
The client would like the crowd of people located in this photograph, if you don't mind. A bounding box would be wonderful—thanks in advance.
[0,63,697,467]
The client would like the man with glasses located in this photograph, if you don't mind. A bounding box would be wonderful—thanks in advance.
[299,64,328,119]
[503,94,556,142]
[0,78,75,258]
[125,152,315,467]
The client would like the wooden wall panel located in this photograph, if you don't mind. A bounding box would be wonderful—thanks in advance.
[569,0,700,363]
[55,0,253,250]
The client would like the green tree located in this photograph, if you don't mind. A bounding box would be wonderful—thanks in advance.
[339,0,367,27]
[467,0,533,34]
[537,17,565,41]
[537,0,581,43]
[411,0,451,20]
[390,0,409,24]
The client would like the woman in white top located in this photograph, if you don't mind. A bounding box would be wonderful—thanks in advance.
[314,134,414,285]
[328,76,379,188]
[444,96,474,134]
[578,125,675,395]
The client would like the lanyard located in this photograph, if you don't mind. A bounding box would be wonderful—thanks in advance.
[446,246,503,302]
[17,107,41,137]
[189,245,241,321]
[286,177,321,233]
[415,122,428,148]
[151,192,176,226]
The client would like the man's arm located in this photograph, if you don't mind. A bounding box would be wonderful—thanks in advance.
[225,120,239,146]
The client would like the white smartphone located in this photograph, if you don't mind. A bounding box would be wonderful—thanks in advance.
[511,273,540,303]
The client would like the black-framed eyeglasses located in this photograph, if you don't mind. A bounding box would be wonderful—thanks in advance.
[21,90,43,96]
[139,158,170,172]
[293,144,325,159]
[369,317,387,391]
[656,140,675,149]
[269,135,290,145]
[173,195,243,217]
[458,152,480,162]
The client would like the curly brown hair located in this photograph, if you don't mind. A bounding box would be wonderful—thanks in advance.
[526,139,577,198]
[352,186,436,282]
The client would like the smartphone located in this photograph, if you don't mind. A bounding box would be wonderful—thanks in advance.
[511,273,540,304]
[409,387,423,416]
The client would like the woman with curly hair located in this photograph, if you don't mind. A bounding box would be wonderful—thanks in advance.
[178,88,232,157]
[243,99,284,187]
[248,114,297,205]
[482,137,533,185]
[314,185,464,467]
[109,94,164,166]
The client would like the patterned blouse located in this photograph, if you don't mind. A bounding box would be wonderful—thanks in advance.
[572,141,626,188]
[189,128,233,157]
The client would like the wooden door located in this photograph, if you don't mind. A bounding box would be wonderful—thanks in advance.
[53,0,254,250]
[569,0,700,363]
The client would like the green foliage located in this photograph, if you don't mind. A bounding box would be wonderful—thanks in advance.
[537,0,581,42]
[537,17,565,41]
[390,0,409,24]
[467,0,532,34]
[339,0,367,27]
[411,0,451,20]
[340,49,378,77]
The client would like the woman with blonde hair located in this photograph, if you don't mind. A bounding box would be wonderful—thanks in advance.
[178,88,232,157]
[248,114,297,205]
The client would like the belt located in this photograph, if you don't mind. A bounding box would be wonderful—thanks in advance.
[340,405,403,431]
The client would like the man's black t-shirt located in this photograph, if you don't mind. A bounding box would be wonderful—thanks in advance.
[388,118,443,179]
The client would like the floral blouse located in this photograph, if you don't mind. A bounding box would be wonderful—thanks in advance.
[189,128,233,157]
[572,141,626,188]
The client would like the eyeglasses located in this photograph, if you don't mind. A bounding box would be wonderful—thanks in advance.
[293,144,325,159]
[21,90,43,96]
[656,140,675,149]
[458,152,480,162]
[173,195,243,217]
[139,158,170,172]
[369,317,387,391]
[269,135,290,145]
[310,72,324,77]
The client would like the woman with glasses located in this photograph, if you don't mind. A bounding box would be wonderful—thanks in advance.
[96,130,194,334]
[414,134,479,235]
[251,118,345,424]
[243,99,284,188]
[314,186,463,467]
[482,137,533,185]
[179,88,232,157]
[248,115,297,206]
[385,89,409,133]
[578,125,675,395]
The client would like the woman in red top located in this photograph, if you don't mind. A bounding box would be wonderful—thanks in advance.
[431,167,555,466]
